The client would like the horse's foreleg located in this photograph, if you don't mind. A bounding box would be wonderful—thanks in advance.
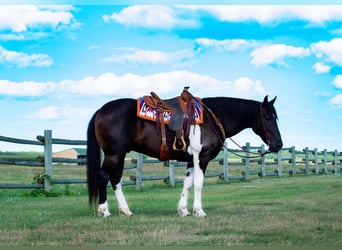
[193,154,206,217]
[114,181,133,216]
[178,167,194,216]
[188,124,207,217]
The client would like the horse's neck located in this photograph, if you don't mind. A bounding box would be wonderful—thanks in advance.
[204,98,258,138]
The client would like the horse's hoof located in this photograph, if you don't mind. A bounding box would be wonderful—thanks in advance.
[178,207,191,217]
[193,208,207,217]
[98,201,112,217]
[98,210,112,217]
[102,212,112,217]
[119,208,134,216]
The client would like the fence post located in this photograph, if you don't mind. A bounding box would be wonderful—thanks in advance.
[323,149,328,174]
[223,141,229,182]
[136,153,143,190]
[334,150,339,175]
[314,148,318,174]
[43,130,52,192]
[244,142,250,179]
[304,147,310,175]
[168,160,176,187]
[290,146,296,175]
[277,149,282,177]
[260,144,266,177]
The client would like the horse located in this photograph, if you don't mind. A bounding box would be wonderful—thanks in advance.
[86,94,283,217]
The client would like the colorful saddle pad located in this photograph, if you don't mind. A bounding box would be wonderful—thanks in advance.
[137,97,203,124]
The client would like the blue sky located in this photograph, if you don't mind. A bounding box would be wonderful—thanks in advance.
[1,3,342,152]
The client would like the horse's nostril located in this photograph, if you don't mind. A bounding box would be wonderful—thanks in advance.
[269,141,283,153]
[275,142,283,152]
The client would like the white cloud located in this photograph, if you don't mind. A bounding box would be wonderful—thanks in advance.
[332,75,342,89]
[104,5,342,30]
[60,71,265,99]
[0,46,53,67]
[0,79,55,96]
[194,38,259,53]
[28,106,61,120]
[250,44,310,67]
[0,5,78,32]
[102,5,342,31]
[232,77,265,96]
[329,94,342,107]
[27,106,95,121]
[182,5,342,24]
[101,48,193,65]
[103,5,197,29]
[329,75,342,108]
[311,38,342,66]
[0,71,265,99]
[313,62,330,74]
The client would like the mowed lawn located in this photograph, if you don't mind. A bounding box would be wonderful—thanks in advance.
[0,175,341,246]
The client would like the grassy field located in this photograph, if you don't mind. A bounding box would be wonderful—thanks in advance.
[0,173,341,246]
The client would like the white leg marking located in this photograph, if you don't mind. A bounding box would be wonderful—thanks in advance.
[178,167,193,216]
[193,163,206,217]
[98,200,112,217]
[188,125,207,217]
[115,181,133,216]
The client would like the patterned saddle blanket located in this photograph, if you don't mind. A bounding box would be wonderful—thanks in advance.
[136,97,203,124]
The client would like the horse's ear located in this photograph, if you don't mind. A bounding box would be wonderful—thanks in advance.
[270,96,277,105]
[262,95,269,107]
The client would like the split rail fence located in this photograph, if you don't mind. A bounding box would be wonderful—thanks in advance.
[0,130,341,191]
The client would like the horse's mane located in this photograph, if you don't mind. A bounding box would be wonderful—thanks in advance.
[202,97,260,118]
[202,96,277,120]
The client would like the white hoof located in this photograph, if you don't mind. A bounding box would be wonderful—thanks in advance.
[178,207,191,217]
[119,207,133,216]
[98,201,112,217]
[193,208,207,217]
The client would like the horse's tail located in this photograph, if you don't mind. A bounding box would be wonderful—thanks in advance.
[86,113,101,205]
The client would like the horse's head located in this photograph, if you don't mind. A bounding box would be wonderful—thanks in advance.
[252,96,283,153]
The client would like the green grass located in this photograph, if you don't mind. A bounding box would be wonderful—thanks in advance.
[0,175,341,246]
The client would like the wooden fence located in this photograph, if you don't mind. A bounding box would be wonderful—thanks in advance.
[0,130,341,191]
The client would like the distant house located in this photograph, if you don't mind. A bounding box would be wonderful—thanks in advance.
[52,148,86,165]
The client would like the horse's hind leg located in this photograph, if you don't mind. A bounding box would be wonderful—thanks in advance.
[98,154,133,217]
[113,180,133,216]
[97,169,111,217]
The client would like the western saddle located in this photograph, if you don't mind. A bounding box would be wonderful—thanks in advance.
[143,87,198,161]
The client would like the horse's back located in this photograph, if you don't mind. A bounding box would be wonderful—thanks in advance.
[97,98,136,115]
[94,98,137,153]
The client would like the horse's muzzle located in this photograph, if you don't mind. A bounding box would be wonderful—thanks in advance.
[269,141,283,153]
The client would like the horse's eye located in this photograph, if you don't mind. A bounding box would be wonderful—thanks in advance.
[265,112,274,121]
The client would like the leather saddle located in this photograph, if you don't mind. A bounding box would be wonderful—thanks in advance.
[143,87,197,160]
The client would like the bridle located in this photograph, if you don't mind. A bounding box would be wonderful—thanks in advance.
[259,103,271,147]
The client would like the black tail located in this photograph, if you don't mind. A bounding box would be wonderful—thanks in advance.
[86,113,101,205]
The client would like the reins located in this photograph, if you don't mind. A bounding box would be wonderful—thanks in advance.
[227,137,270,158]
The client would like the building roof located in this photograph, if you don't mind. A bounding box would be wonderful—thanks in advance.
[73,148,86,155]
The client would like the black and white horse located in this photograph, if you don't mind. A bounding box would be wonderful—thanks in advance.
[87,95,282,217]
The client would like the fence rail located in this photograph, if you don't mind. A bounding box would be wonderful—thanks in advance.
[0,130,341,191]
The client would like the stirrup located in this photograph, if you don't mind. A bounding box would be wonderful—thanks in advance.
[172,135,187,151]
